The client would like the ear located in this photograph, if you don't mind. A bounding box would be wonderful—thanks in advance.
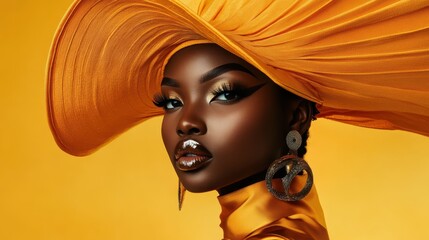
[289,100,313,134]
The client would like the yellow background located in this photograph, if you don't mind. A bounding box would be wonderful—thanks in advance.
[1,1,429,239]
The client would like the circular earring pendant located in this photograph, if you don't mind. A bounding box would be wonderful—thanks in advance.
[265,155,313,201]
[286,130,302,152]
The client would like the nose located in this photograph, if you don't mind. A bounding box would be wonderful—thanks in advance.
[176,107,207,137]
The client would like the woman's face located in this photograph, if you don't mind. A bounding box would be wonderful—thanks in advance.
[158,44,299,193]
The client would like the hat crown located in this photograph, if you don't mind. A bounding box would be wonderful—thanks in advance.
[47,0,429,155]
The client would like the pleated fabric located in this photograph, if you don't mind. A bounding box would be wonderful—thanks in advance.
[47,0,429,156]
[218,179,328,240]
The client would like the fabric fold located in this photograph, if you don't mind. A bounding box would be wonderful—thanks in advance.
[218,179,329,240]
[47,0,429,156]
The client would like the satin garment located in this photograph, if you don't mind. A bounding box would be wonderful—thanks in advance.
[218,179,329,240]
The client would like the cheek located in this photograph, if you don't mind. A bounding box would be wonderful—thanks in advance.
[207,98,287,164]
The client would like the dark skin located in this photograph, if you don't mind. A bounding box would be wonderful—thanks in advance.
[156,44,312,194]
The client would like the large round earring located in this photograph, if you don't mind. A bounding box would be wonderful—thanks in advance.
[178,180,186,210]
[265,130,313,201]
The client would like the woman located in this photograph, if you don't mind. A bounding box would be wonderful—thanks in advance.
[47,0,429,239]
[157,43,326,239]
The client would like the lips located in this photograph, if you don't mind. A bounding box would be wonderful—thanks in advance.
[174,139,213,171]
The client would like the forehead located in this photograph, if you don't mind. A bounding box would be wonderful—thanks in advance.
[163,44,249,79]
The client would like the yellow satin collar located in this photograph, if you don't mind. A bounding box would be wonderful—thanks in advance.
[217,179,329,240]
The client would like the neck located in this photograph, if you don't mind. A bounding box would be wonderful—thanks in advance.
[217,171,266,196]
[217,166,288,196]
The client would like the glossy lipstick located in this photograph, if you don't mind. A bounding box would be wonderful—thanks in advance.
[174,139,212,171]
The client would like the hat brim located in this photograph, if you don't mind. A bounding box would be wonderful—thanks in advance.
[47,0,429,156]
[47,0,322,156]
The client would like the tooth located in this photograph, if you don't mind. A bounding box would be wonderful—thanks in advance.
[183,140,199,149]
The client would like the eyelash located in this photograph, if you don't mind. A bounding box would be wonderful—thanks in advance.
[152,94,182,110]
[152,94,167,108]
[152,83,263,110]
[209,83,247,103]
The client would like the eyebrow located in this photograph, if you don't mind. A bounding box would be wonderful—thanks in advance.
[161,77,180,87]
[200,63,255,83]
[161,63,256,87]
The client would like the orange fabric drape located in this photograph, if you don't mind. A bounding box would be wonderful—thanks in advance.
[47,0,429,156]
[218,179,328,240]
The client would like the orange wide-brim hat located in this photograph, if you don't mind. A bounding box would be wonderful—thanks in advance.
[47,0,429,156]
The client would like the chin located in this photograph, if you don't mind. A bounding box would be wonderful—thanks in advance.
[181,180,217,193]
[177,170,224,193]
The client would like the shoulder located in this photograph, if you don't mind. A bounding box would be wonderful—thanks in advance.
[246,234,291,240]
[243,217,328,240]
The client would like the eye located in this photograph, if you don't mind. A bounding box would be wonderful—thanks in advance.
[210,83,266,104]
[165,99,183,110]
[210,83,242,103]
[213,91,239,102]
[153,93,183,111]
